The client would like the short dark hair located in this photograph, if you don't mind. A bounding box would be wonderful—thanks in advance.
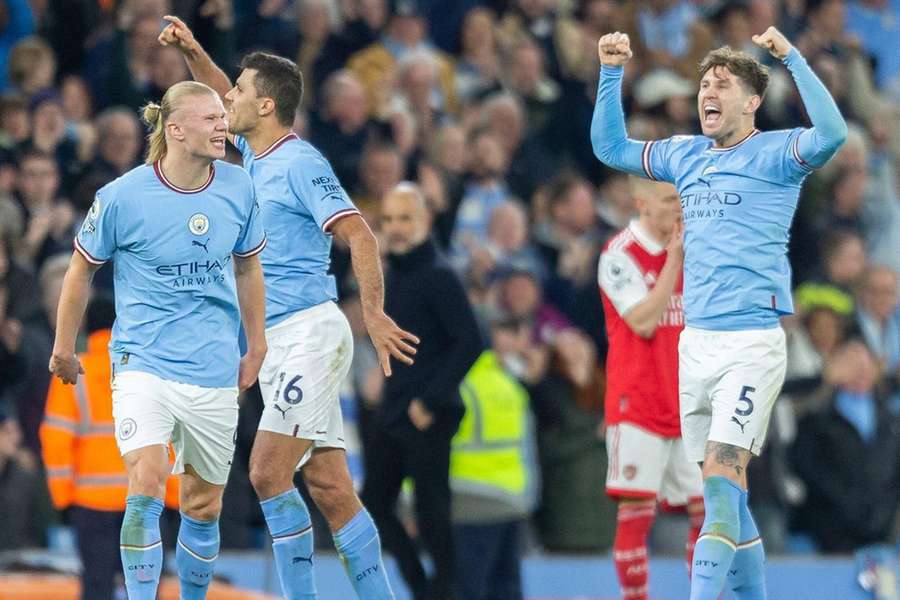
[698,46,769,97]
[240,52,303,127]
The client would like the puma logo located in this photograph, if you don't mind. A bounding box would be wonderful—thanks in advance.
[192,238,210,253]
[292,554,313,565]
[731,416,749,434]
[274,404,292,419]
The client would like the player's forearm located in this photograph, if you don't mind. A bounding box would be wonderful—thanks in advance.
[785,48,848,167]
[182,41,232,100]
[590,66,646,176]
[235,256,267,355]
[53,255,94,355]
[348,228,386,320]
[623,253,681,338]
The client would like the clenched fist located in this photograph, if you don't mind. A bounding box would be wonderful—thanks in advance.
[752,26,793,60]
[598,32,633,67]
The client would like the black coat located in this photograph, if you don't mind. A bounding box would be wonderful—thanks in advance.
[382,238,484,427]
[790,392,900,553]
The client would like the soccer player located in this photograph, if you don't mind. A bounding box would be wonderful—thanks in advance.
[160,16,415,600]
[49,80,268,600]
[599,177,703,600]
[591,27,847,600]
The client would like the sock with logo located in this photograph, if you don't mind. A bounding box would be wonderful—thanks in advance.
[333,507,395,599]
[261,488,316,600]
[686,496,705,577]
[613,500,656,599]
[120,495,164,600]
[176,513,220,599]
[690,477,742,600]
[727,491,767,599]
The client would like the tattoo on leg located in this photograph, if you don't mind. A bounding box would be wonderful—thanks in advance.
[706,442,746,477]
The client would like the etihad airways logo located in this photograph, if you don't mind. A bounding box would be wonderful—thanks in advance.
[155,255,231,288]
[681,190,743,220]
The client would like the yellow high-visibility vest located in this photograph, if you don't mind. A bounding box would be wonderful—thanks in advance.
[451,351,536,513]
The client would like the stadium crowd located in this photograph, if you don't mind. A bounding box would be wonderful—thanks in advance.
[0,0,898,572]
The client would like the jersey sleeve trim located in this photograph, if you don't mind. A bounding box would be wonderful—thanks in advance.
[790,134,814,172]
[641,141,657,181]
[233,235,268,258]
[73,237,107,265]
[322,208,360,234]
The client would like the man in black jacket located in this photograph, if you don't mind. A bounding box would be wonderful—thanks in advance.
[790,340,900,553]
[362,182,484,600]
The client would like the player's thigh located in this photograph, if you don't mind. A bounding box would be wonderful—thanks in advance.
[605,422,668,500]
[112,371,177,458]
[678,327,716,464]
[708,327,787,457]
[659,438,704,508]
[257,303,353,452]
[169,383,239,487]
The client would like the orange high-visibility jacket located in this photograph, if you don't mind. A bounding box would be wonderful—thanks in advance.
[41,330,179,512]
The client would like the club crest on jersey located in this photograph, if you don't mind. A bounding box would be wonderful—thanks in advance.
[188,213,210,235]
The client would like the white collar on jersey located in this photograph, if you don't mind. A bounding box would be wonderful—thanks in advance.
[628,220,665,256]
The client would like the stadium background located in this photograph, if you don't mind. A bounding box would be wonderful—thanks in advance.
[0,0,898,598]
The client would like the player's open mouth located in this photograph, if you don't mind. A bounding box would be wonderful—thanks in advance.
[703,104,722,125]
[211,136,226,148]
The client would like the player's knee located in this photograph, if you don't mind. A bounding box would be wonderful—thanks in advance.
[180,493,223,522]
[248,461,289,498]
[127,463,167,498]
[306,474,355,519]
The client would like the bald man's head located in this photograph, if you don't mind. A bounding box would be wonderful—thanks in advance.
[380,182,431,254]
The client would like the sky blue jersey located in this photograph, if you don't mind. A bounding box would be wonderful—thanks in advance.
[74,160,266,387]
[591,48,848,331]
[233,132,359,328]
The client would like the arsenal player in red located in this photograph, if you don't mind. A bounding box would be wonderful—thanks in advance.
[599,177,704,600]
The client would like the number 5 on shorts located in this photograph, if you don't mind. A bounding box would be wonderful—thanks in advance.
[735,385,755,416]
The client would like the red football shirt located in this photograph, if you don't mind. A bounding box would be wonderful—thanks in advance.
[599,221,683,437]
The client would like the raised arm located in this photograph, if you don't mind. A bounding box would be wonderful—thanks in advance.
[753,27,848,168]
[590,32,649,177]
[159,16,233,102]
[49,252,98,384]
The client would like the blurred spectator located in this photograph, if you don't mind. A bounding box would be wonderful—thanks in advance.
[59,75,93,125]
[25,90,83,181]
[40,294,180,600]
[479,92,557,203]
[0,0,35,91]
[853,265,900,394]
[463,200,547,287]
[7,35,55,98]
[707,0,765,59]
[450,317,539,600]
[0,264,26,398]
[290,0,338,108]
[363,183,483,600]
[503,38,561,141]
[496,0,575,81]
[0,225,39,323]
[0,401,49,551]
[0,92,28,147]
[846,0,900,101]
[794,229,867,315]
[454,7,500,104]
[15,149,74,270]
[790,340,900,553]
[623,0,714,80]
[146,44,191,100]
[352,141,404,226]
[80,106,142,188]
[347,0,457,118]
[451,129,511,261]
[102,11,169,109]
[390,49,447,144]
[310,69,378,192]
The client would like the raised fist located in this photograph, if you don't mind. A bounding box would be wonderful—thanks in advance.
[598,32,633,67]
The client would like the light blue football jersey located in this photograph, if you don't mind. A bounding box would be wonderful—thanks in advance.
[233,132,359,328]
[641,128,809,330]
[591,48,847,331]
[74,160,266,387]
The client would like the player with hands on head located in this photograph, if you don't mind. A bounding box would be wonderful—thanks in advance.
[161,14,411,599]
[50,80,267,600]
[592,25,847,600]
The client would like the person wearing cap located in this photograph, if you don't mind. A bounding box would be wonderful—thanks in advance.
[364,182,483,600]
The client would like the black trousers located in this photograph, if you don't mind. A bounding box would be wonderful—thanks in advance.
[454,520,523,600]
[361,416,459,600]
[70,506,124,600]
